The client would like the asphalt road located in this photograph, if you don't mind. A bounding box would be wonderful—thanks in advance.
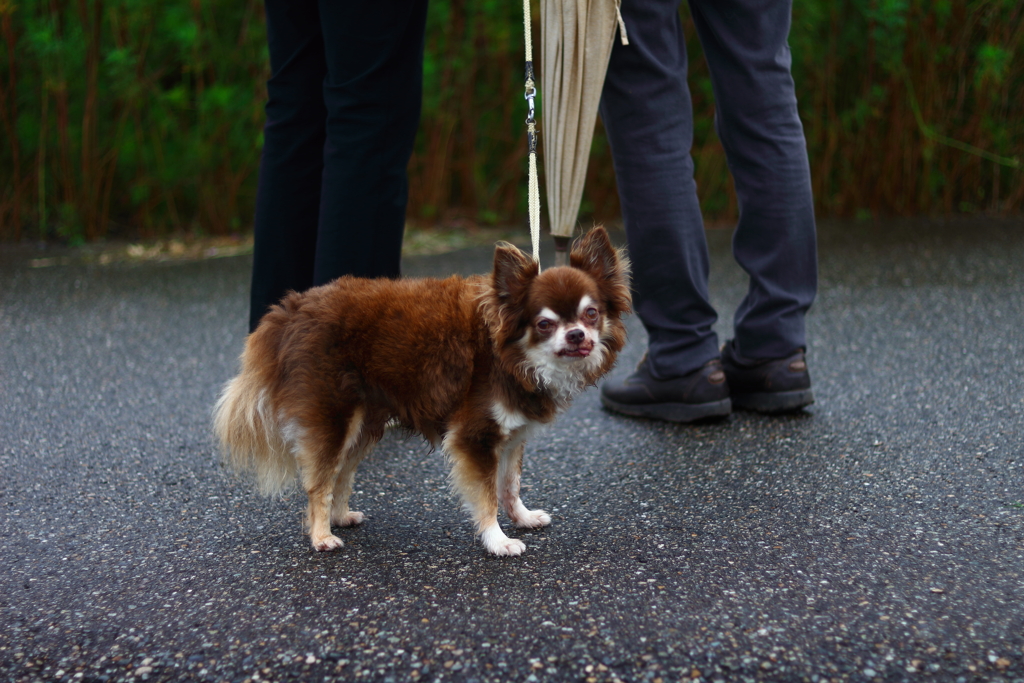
[1,218,1023,683]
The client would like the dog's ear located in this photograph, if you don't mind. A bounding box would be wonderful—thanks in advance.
[492,242,538,304]
[570,226,632,315]
[569,226,617,280]
[485,243,541,388]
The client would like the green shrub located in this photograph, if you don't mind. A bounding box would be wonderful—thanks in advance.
[0,0,1020,242]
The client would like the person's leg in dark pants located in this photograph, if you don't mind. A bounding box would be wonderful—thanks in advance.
[248,0,429,332]
[598,0,732,422]
[598,0,720,382]
[249,0,326,332]
[314,0,428,285]
[688,0,817,360]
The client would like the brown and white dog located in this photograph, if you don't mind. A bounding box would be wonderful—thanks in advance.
[213,227,630,556]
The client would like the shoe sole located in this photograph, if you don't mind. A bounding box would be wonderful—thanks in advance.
[731,389,814,414]
[600,395,732,423]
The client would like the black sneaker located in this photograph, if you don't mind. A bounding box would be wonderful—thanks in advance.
[600,355,731,423]
[721,340,814,414]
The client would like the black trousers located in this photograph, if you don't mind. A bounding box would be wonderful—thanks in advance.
[249,0,429,332]
[600,0,818,378]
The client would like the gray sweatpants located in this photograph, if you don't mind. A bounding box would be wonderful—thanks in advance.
[599,0,818,380]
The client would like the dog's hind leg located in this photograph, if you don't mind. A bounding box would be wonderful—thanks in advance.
[445,426,525,556]
[497,438,551,529]
[330,427,378,528]
[298,407,365,551]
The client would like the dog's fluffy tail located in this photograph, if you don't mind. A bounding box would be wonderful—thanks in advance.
[213,357,295,496]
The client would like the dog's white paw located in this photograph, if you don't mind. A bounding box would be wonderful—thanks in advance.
[480,524,526,556]
[332,510,365,527]
[487,537,526,556]
[311,533,345,552]
[514,508,551,529]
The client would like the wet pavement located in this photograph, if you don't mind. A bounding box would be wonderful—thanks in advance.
[1,217,1023,683]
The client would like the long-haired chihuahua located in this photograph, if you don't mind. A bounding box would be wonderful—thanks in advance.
[214,227,630,556]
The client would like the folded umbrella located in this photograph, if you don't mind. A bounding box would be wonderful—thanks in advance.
[540,0,627,265]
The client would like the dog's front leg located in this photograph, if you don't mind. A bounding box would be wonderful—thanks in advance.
[444,428,525,556]
[497,438,551,529]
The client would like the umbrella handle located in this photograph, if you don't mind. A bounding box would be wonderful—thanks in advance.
[553,235,570,267]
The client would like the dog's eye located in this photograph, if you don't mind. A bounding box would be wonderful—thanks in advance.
[584,307,599,322]
[536,319,554,332]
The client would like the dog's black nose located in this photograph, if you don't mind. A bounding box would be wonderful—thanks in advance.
[566,329,585,345]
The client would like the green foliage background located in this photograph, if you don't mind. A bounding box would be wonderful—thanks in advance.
[0,0,1021,243]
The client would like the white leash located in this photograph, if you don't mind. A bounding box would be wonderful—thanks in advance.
[523,0,541,265]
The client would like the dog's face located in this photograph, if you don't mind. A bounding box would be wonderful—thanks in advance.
[484,227,631,392]
[521,270,608,381]
[528,291,602,360]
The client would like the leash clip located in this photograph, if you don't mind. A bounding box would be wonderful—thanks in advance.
[524,61,537,124]
[524,80,536,124]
